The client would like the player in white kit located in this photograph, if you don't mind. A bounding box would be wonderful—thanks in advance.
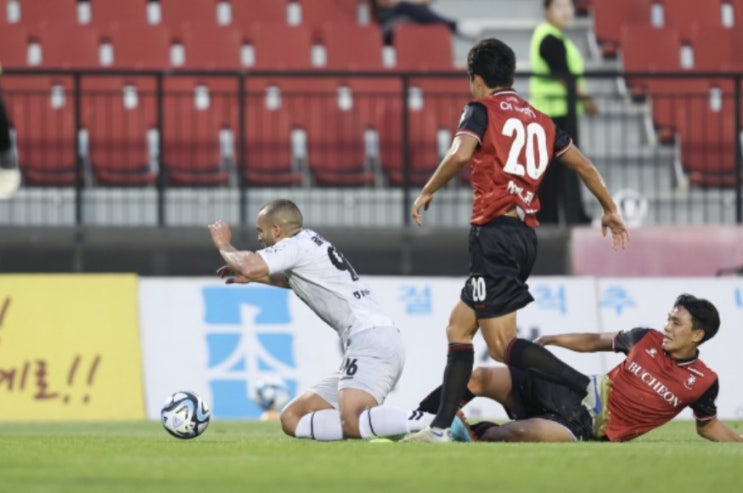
[208,199,412,440]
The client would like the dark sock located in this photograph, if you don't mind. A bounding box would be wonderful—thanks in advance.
[430,343,474,429]
[417,385,476,414]
[506,338,590,396]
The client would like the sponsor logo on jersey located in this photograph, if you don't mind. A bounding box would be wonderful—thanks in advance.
[627,361,681,408]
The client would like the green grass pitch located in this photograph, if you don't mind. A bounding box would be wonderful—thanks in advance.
[1,420,741,493]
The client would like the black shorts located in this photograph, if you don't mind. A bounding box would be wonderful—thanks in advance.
[460,216,537,319]
[508,367,595,441]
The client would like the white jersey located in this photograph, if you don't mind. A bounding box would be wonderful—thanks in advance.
[256,229,395,342]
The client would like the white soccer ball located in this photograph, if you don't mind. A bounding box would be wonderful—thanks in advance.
[160,391,211,439]
[253,378,290,412]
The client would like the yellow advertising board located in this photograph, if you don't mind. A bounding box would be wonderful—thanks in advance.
[0,274,145,420]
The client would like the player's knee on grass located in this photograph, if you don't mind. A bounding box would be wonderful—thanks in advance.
[340,409,362,438]
[279,407,300,436]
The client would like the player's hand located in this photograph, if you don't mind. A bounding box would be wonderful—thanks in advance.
[216,265,250,284]
[601,211,629,251]
[411,191,434,226]
[582,96,599,116]
[208,219,232,249]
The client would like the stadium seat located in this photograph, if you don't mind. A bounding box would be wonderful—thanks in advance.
[15,0,78,25]
[620,24,705,134]
[178,23,242,70]
[37,22,101,69]
[690,25,736,71]
[162,77,237,185]
[243,78,307,186]
[88,0,151,26]
[231,0,289,26]
[320,22,385,70]
[301,82,377,186]
[298,0,362,29]
[106,22,172,69]
[662,0,726,42]
[246,23,314,69]
[81,76,158,186]
[676,92,740,187]
[592,0,650,58]
[0,25,30,68]
[159,0,217,32]
[1,76,79,185]
[393,23,454,70]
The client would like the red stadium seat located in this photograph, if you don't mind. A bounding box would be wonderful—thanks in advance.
[592,0,650,58]
[243,78,307,186]
[1,76,79,185]
[320,22,385,70]
[162,77,237,185]
[159,0,217,32]
[690,25,737,71]
[16,0,78,25]
[393,23,454,70]
[300,81,376,186]
[38,22,101,69]
[178,23,242,70]
[81,77,158,186]
[0,25,30,69]
[88,0,151,26]
[620,24,705,134]
[676,92,740,187]
[231,0,289,26]
[247,23,313,69]
[662,0,726,42]
[298,0,361,29]
[106,22,172,69]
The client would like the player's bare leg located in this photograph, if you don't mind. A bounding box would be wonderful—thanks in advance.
[479,418,577,442]
[279,391,333,437]
[337,388,378,438]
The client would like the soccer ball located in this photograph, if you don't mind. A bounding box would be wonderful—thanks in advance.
[160,391,211,439]
[253,378,290,412]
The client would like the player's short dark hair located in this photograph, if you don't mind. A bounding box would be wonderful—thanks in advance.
[467,38,516,89]
[674,294,720,344]
[260,199,303,230]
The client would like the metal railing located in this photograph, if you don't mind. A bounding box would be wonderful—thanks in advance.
[0,68,741,227]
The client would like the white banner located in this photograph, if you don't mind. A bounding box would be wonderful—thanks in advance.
[138,277,743,420]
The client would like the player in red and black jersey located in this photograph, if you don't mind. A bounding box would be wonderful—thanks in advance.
[457,294,743,443]
[403,38,629,442]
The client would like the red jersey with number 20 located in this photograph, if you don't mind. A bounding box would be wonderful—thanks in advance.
[456,90,572,227]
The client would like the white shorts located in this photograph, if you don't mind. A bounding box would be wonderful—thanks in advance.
[310,326,405,408]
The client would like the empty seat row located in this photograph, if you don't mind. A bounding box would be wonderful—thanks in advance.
[593,0,743,58]
[1,0,371,31]
[1,76,470,187]
[0,22,454,71]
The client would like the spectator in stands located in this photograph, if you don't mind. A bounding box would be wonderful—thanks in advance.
[372,0,481,45]
[0,62,21,199]
[529,0,596,225]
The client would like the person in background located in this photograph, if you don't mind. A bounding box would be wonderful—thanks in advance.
[529,0,597,225]
[0,62,21,200]
[372,0,481,45]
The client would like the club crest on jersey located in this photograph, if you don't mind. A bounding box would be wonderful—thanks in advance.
[684,374,697,389]
[645,348,658,358]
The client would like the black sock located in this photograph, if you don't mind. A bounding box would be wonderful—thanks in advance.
[506,338,590,396]
[430,343,474,429]
[417,385,476,414]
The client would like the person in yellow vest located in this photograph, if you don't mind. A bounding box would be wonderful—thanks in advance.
[529,0,597,225]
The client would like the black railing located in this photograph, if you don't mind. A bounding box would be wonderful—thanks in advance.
[0,68,741,227]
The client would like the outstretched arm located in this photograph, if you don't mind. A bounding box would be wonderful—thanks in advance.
[697,418,743,442]
[558,146,629,250]
[208,220,290,288]
[411,134,478,226]
[535,332,616,353]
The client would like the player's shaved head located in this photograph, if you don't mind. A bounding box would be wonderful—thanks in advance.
[259,199,303,233]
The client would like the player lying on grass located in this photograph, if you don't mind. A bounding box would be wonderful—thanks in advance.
[360,293,742,442]
[209,199,405,441]
[419,293,743,442]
